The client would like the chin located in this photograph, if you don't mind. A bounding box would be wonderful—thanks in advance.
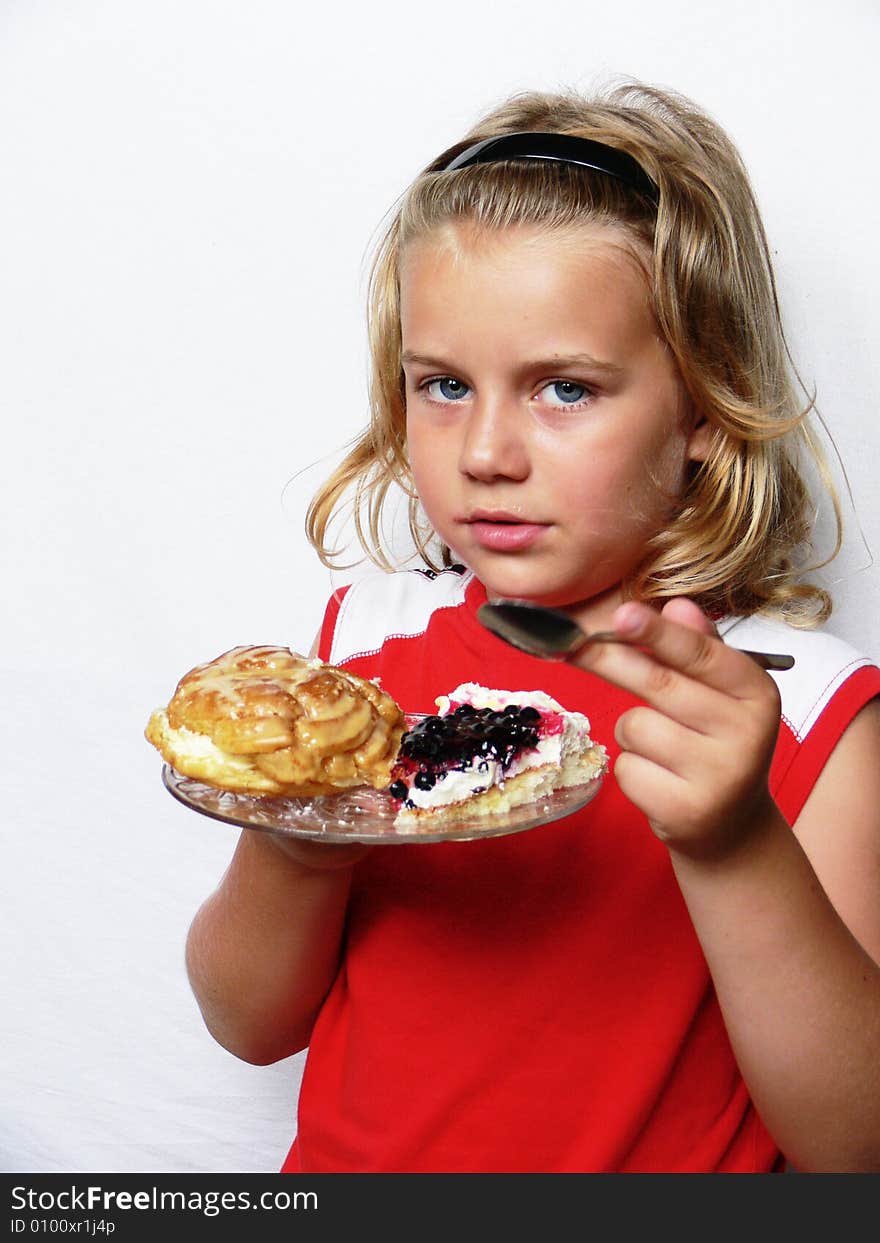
[469,562,593,609]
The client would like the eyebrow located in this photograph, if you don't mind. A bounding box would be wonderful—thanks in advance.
[400,350,625,377]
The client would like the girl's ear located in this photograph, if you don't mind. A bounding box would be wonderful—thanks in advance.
[686,415,713,463]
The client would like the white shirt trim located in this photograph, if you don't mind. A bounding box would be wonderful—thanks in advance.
[329,568,473,667]
[719,614,871,741]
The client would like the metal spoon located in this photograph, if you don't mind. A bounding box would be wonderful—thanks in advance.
[477,599,795,671]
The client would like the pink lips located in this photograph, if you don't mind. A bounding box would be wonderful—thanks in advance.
[463,512,550,552]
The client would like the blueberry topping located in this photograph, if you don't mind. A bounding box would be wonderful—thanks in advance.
[397,699,542,771]
[414,769,437,791]
[388,780,408,801]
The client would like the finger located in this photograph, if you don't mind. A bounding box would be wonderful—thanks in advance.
[659,596,718,637]
[613,749,691,832]
[615,705,706,777]
[610,601,767,700]
[573,633,734,734]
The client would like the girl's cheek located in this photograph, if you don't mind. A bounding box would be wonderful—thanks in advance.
[555,457,618,506]
[408,441,436,496]
[406,421,428,476]
[408,451,449,531]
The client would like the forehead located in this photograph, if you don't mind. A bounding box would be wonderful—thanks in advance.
[399,222,656,356]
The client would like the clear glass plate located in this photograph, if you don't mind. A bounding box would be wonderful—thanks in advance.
[160,765,604,845]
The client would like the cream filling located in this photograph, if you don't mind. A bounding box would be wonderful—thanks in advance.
[158,717,256,776]
[401,729,584,810]
[435,684,573,716]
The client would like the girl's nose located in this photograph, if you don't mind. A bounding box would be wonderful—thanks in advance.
[458,397,531,482]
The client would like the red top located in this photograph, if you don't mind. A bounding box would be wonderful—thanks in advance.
[281,568,880,1173]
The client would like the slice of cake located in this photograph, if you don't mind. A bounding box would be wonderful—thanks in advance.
[387,683,607,823]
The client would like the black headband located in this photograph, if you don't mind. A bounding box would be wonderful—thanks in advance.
[442,131,659,206]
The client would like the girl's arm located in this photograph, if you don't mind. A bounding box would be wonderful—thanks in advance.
[575,599,880,1173]
[185,831,370,1065]
[185,630,371,1066]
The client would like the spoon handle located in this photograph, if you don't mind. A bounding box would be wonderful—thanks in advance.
[575,632,794,671]
[736,649,795,671]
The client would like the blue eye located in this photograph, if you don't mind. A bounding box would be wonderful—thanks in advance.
[545,380,588,406]
[425,377,470,402]
[417,375,593,410]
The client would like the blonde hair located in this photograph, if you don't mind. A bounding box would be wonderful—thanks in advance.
[306,82,840,625]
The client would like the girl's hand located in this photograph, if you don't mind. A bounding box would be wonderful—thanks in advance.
[260,831,374,871]
[573,598,783,860]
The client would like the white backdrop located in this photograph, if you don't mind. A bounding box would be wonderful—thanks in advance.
[2,0,878,1173]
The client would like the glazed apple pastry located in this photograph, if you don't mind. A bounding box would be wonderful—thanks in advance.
[145,645,406,797]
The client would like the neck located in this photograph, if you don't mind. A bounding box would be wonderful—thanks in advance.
[474,577,637,636]
[565,587,630,636]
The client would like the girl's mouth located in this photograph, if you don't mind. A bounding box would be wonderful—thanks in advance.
[465,518,550,552]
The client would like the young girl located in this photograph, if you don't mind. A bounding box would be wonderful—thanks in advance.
[185,83,880,1173]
